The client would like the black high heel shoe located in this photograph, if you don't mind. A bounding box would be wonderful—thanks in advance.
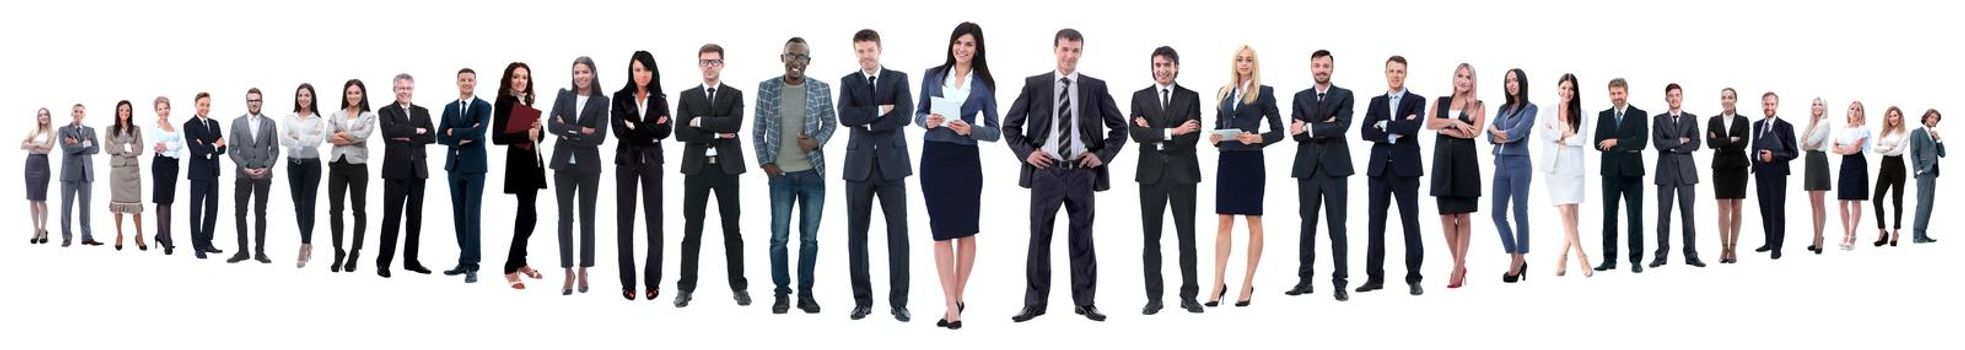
[1234,285,1253,307]
[1517,263,1529,282]
[1204,286,1226,307]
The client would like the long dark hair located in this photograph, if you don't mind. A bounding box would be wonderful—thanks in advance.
[1559,73,1581,133]
[293,83,321,116]
[618,51,663,98]
[570,56,603,97]
[498,62,536,106]
[937,22,994,91]
[1502,68,1529,114]
[342,79,371,113]
[112,100,135,136]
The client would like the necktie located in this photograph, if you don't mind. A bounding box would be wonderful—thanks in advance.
[868,75,878,97]
[1317,92,1326,103]
[707,87,716,103]
[1057,77,1074,160]
[1615,110,1624,128]
[460,101,468,116]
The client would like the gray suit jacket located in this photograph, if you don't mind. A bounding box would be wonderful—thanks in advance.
[1911,127,1945,177]
[58,124,100,182]
[228,114,281,179]
[1653,111,1700,186]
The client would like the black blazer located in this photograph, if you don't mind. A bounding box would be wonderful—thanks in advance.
[378,103,435,180]
[1707,114,1751,170]
[491,96,547,193]
[1290,85,1356,178]
[547,89,609,175]
[183,116,227,180]
[1003,72,1127,191]
[437,97,492,174]
[1359,90,1427,177]
[676,83,748,175]
[1750,117,1798,175]
[1129,83,1202,185]
[1595,106,1650,177]
[611,88,673,168]
[838,68,915,182]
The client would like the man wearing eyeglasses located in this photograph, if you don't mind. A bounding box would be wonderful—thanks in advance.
[675,43,752,308]
[228,88,281,264]
[752,37,837,315]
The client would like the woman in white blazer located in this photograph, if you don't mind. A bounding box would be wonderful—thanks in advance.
[1538,74,1591,277]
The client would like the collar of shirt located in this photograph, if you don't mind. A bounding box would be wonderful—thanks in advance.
[458,97,472,108]
[1055,70,1080,83]
[1615,105,1629,116]
[1155,82,1175,95]
[1315,84,1331,96]
[1387,88,1406,99]
[862,67,881,81]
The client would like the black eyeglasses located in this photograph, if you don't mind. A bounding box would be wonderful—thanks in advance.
[699,59,725,67]
[781,53,810,63]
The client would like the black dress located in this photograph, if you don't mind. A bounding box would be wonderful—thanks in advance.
[1213,87,1281,216]
[1430,97,1482,214]
[1708,115,1751,199]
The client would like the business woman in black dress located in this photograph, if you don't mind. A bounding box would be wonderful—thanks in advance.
[1706,88,1752,263]
[1206,45,1283,307]
[1427,63,1485,289]
[492,62,547,289]
[917,22,1000,329]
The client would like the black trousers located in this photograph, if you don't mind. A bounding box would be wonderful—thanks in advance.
[288,159,322,244]
[188,179,220,251]
[1298,174,1349,288]
[846,168,909,309]
[1024,168,1098,309]
[554,171,600,268]
[679,164,746,293]
[1140,179,1198,303]
[327,160,368,257]
[234,175,271,256]
[1756,173,1788,253]
[1365,174,1422,284]
[378,177,426,270]
[1874,155,1906,229]
[505,188,539,274]
[1601,174,1645,265]
[616,159,664,292]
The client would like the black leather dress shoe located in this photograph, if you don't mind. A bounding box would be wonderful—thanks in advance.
[673,291,694,308]
[1354,282,1383,293]
[1334,289,1350,301]
[891,307,911,322]
[1073,305,1107,322]
[850,306,872,320]
[1010,306,1045,322]
[1408,283,1424,296]
[1180,299,1204,313]
[1141,300,1163,315]
[1284,283,1314,296]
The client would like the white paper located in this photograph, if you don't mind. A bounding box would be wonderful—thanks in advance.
[930,97,963,126]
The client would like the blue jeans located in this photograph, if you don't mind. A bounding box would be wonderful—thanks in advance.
[769,169,826,296]
[1492,155,1533,254]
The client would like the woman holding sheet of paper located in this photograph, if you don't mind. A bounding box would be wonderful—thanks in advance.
[1205,45,1283,308]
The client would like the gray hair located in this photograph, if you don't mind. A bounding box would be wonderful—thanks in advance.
[394,73,415,84]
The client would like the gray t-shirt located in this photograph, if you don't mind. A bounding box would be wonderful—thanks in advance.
[776,82,812,172]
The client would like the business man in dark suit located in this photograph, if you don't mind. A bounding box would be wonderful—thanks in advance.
[1751,92,1799,259]
[184,93,227,258]
[1908,110,1943,244]
[438,69,493,283]
[1129,46,1202,315]
[675,43,752,308]
[1357,56,1426,296]
[1005,29,1127,323]
[57,104,102,247]
[612,51,673,301]
[838,30,916,322]
[228,89,280,264]
[1593,78,1649,273]
[1651,83,1705,268]
[1286,50,1356,301]
[376,73,436,278]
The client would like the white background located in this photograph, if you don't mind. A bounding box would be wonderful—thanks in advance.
[3,0,1960,348]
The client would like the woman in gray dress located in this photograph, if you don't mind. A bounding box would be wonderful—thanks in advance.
[106,100,147,251]
[22,107,56,244]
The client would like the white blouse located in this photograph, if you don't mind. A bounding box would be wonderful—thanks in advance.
[147,123,184,159]
[1873,129,1909,157]
[1801,119,1832,151]
[1835,124,1872,155]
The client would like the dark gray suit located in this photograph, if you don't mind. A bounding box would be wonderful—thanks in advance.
[1909,127,1944,241]
[839,68,914,309]
[59,124,100,243]
[1290,85,1355,290]
[1130,83,1202,305]
[1003,72,1127,310]
[548,89,609,269]
[229,114,280,259]
[1652,111,1699,263]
